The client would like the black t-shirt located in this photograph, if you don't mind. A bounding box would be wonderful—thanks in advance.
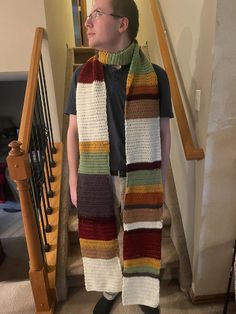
[65,64,173,171]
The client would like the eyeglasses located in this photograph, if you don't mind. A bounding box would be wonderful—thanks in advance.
[87,9,123,21]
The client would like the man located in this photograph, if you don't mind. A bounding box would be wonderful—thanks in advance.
[65,0,173,313]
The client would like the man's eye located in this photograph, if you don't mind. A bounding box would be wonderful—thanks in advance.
[96,11,103,16]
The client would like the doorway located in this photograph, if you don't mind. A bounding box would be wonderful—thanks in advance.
[71,0,89,46]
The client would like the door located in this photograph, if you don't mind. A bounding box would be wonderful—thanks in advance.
[78,0,88,46]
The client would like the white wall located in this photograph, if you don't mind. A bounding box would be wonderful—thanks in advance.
[137,0,236,298]
[0,0,75,141]
[157,0,217,270]
[158,0,217,148]
[135,0,162,64]
[0,0,46,78]
[0,0,60,142]
[43,0,75,137]
[135,0,213,263]
[192,0,236,296]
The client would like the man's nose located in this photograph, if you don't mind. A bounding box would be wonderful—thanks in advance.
[85,16,92,28]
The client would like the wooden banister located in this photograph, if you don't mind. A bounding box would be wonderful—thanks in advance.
[6,27,56,313]
[18,27,44,153]
[7,141,54,313]
[150,0,204,160]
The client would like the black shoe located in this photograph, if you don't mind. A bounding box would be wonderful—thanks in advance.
[139,304,160,314]
[93,294,119,314]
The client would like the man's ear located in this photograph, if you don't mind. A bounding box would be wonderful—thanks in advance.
[119,17,129,33]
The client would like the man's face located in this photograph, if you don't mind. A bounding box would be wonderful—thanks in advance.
[85,0,123,52]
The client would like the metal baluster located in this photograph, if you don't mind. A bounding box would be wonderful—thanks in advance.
[29,138,50,252]
[38,61,55,169]
[39,55,56,157]
[35,88,54,197]
[29,177,46,255]
[28,154,45,256]
[36,83,55,183]
[32,128,52,216]
[31,125,52,233]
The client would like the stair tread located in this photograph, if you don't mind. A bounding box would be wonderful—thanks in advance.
[163,204,172,226]
[161,237,179,268]
[73,63,83,67]
[68,206,78,232]
[67,245,83,276]
[66,236,178,277]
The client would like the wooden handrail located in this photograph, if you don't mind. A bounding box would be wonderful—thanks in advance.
[18,27,44,153]
[150,0,204,160]
[7,27,56,313]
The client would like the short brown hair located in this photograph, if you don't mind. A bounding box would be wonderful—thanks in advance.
[111,0,139,41]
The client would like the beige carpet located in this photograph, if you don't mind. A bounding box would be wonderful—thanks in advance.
[0,280,34,314]
[56,280,236,314]
[0,236,35,313]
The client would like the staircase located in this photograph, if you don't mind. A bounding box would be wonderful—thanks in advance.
[73,47,96,71]
[64,47,180,291]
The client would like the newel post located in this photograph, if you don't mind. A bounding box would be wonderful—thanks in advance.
[7,141,55,314]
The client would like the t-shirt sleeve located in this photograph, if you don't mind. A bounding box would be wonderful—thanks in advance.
[64,67,81,115]
[153,64,173,118]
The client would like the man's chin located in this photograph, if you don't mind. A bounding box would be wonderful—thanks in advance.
[87,39,97,49]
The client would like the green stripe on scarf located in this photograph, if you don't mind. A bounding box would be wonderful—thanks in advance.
[76,41,163,308]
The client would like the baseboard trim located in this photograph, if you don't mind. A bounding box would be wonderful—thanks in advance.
[189,288,234,304]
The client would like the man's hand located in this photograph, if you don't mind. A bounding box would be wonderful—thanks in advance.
[69,181,77,207]
[67,114,79,208]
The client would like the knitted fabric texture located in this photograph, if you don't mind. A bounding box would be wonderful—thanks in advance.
[76,41,163,307]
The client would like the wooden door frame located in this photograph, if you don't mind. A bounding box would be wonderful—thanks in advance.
[79,0,88,46]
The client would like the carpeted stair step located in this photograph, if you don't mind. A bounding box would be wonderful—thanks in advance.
[67,243,84,288]
[163,203,171,226]
[160,237,179,280]
[162,204,171,238]
[68,206,79,244]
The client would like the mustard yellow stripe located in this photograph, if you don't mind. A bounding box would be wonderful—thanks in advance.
[127,72,157,89]
[124,257,161,269]
[126,184,163,194]
[98,51,109,64]
[79,141,109,153]
[80,238,117,249]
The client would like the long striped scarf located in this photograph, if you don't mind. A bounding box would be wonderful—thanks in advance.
[76,41,163,307]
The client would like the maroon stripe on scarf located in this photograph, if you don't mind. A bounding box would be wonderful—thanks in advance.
[124,204,163,210]
[126,161,161,172]
[123,272,160,279]
[78,57,104,83]
[79,217,117,241]
[123,229,162,260]
[127,94,158,101]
